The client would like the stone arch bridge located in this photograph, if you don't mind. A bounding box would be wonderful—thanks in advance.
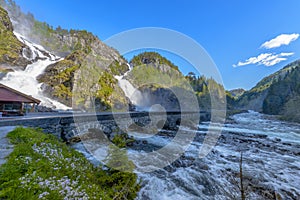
[0,112,210,141]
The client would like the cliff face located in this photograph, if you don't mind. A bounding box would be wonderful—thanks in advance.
[124,52,227,112]
[229,88,245,99]
[34,30,129,110]
[0,2,129,111]
[235,60,300,122]
[124,52,186,111]
[0,6,30,69]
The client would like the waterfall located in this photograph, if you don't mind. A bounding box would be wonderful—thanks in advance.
[115,75,143,105]
[114,64,149,110]
[0,32,71,110]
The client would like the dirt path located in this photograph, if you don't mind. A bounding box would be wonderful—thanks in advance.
[0,126,15,166]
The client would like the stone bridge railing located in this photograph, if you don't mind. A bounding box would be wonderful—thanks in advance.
[0,111,210,141]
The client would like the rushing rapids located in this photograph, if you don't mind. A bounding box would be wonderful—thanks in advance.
[73,111,300,200]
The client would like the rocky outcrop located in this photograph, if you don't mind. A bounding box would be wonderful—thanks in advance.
[37,46,129,110]
[0,2,131,111]
[235,59,300,122]
[0,6,30,68]
[124,52,192,111]
[130,51,180,74]
[229,88,245,99]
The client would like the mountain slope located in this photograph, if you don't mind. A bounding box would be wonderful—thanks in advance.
[236,59,300,122]
[35,34,129,110]
[0,6,29,68]
[229,88,245,99]
[0,17,72,110]
[0,2,129,111]
[36,36,129,110]
[0,1,227,113]
[124,52,227,111]
[122,52,186,111]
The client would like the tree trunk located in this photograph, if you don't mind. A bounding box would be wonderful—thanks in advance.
[240,152,246,200]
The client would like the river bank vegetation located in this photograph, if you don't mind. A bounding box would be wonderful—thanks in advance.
[0,127,140,199]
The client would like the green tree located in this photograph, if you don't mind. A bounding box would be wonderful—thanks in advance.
[105,145,134,172]
[97,71,117,103]
[103,145,140,200]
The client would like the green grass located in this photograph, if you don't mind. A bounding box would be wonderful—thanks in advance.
[0,127,140,200]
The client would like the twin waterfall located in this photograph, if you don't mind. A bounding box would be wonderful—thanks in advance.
[0,32,146,111]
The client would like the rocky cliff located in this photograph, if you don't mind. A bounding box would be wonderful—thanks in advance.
[0,2,129,111]
[123,52,189,111]
[0,6,30,69]
[36,32,129,110]
[235,59,300,122]
[124,52,227,112]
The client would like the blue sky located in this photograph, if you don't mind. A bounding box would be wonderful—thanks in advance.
[14,0,300,90]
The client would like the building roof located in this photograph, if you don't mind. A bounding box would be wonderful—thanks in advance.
[0,83,41,104]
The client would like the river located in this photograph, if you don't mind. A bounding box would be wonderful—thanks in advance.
[129,111,300,200]
[72,111,300,199]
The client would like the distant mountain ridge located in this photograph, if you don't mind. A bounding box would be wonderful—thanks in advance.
[235,59,300,122]
[229,88,245,99]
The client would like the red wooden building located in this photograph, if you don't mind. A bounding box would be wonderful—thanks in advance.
[0,83,40,116]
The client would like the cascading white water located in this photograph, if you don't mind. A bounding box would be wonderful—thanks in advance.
[72,110,300,199]
[114,64,148,109]
[115,75,143,105]
[0,32,71,110]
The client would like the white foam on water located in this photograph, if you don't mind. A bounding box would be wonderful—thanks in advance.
[0,32,70,110]
[114,63,152,111]
[131,111,300,199]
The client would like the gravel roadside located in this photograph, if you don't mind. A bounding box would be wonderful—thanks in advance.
[0,126,15,166]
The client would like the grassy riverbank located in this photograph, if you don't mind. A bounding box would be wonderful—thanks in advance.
[0,127,139,199]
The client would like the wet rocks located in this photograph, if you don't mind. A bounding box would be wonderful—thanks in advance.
[195,161,210,171]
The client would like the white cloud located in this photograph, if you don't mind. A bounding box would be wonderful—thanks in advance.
[279,52,294,57]
[261,33,299,49]
[233,52,294,67]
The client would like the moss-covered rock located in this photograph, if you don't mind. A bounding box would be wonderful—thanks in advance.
[0,6,29,67]
[38,48,129,111]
